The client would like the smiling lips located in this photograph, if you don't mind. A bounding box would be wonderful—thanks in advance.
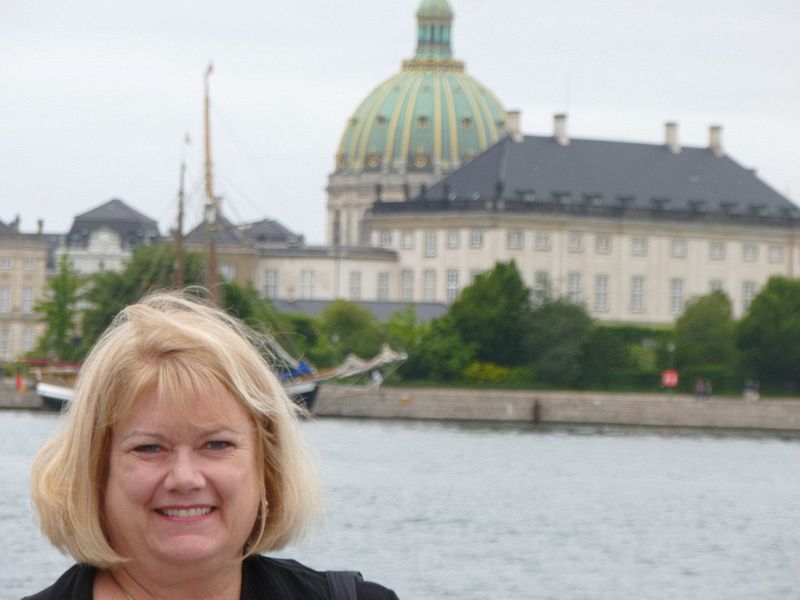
[157,506,215,519]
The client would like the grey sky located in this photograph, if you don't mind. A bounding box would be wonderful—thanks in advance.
[2,0,798,243]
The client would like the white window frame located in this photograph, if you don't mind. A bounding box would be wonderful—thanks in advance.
[0,287,10,312]
[401,270,414,301]
[469,229,483,249]
[594,274,609,312]
[743,281,757,311]
[402,231,415,250]
[671,239,686,258]
[446,230,460,249]
[534,233,551,251]
[768,245,783,263]
[568,272,581,304]
[631,238,648,257]
[299,270,315,299]
[533,271,551,305]
[423,232,437,257]
[595,235,611,254]
[349,271,362,300]
[670,278,684,315]
[377,272,389,300]
[423,269,436,301]
[264,268,279,299]
[507,230,523,250]
[710,241,726,260]
[630,276,645,313]
[567,232,583,252]
[23,257,35,271]
[742,243,757,262]
[378,231,392,248]
[22,287,34,313]
[446,269,459,302]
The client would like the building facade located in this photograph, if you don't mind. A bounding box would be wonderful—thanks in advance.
[0,222,49,361]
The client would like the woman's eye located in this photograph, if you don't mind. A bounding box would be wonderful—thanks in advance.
[133,444,163,454]
[205,440,232,451]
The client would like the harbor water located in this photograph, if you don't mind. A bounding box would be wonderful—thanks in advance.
[2,410,799,599]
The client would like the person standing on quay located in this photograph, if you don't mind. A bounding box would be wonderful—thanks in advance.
[24,291,398,600]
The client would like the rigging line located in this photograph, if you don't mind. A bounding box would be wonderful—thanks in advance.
[213,167,263,225]
[210,104,291,202]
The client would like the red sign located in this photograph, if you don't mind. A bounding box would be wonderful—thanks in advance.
[662,369,679,388]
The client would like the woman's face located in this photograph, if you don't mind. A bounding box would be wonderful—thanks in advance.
[104,384,261,569]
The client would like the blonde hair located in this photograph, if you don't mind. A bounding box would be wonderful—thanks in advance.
[30,290,320,567]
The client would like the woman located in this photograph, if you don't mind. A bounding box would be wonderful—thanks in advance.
[25,291,398,599]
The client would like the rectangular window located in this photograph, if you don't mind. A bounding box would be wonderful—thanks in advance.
[507,230,523,249]
[23,257,35,271]
[710,279,724,293]
[567,232,583,252]
[264,269,279,299]
[631,238,648,256]
[710,241,725,260]
[533,271,551,305]
[742,243,757,262]
[0,287,9,312]
[0,257,11,269]
[0,330,9,354]
[22,329,35,352]
[670,278,684,315]
[671,239,686,258]
[768,245,784,263]
[743,281,757,311]
[299,270,315,299]
[424,232,437,257]
[469,229,483,248]
[401,270,414,301]
[594,275,609,312]
[423,270,436,301]
[349,271,362,300]
[567,272,581,304]
[446,230,460,249]
[402,231,415,250]
[446,269,459,302]
[22,287,34,313]
[534,232,551,251]
[631,276,645,313]
[377,272,389,300]
[379,231,392,248]
[470,269,483,284]
[218,264,236,280]
[595,235,611,254]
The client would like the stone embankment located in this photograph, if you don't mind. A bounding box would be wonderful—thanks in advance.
[315,384,800,431]
[0,380,43,410]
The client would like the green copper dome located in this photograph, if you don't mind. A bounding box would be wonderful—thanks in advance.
[335,0,506,175]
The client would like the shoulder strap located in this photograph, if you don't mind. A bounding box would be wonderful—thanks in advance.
[325,570,363,600]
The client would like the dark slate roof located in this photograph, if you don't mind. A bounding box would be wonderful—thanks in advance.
[184,214,304,247]
[374,136,799,225]
[0,219,14,234]
[67,198,160,248]
[273,299,446,322]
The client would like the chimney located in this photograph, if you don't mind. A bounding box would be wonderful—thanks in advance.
[553,113,569,146]
[664,121,680,154]
[13,215,20,231]
[505,110,523,143]
[709,125,723,157]
[37,219,44,234]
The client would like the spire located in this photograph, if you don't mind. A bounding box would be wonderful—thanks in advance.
[414,0,454,60]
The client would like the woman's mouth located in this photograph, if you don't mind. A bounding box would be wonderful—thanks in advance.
[157,506,214,518]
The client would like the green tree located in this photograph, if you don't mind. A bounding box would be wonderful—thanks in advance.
[674,290,736,370]
[34,254,82,360]
[411,315,475,380]
[318,299,383,361]
[529,299,593,386]
[447,260,533,366]
[737,276,800,388]
[80,244,205,353]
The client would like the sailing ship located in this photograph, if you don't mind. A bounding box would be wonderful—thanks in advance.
[36,64,407,412]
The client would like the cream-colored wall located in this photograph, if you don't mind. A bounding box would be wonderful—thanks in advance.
[367,212,798,323]
[0,236,48,361]
[255,253,400,302]
[56,228,130,275]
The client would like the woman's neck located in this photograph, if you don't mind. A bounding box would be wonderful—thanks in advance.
[96,558,244,600]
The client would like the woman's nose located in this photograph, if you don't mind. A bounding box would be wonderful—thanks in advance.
[164,449,205,491]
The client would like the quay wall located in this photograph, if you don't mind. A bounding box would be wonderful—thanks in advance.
[315,384,800,431]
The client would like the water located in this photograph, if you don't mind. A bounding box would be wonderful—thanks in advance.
[2,411,800,599]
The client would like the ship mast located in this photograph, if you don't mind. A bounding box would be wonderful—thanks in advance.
[204,62,218,305]
[173,135,188,289]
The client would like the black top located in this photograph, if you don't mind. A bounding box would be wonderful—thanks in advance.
[21,555,399,600]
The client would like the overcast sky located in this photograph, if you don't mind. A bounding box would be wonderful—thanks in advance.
[2,0,798,243]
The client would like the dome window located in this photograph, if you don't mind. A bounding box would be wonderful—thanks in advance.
[336,154,347,169]
[416,116,430,129]
[366,153,381,168]
[375,115,388,128]
[413,149,429,169]
[349,118,359,127]
[461,117,473,130]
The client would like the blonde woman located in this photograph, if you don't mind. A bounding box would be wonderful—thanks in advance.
[25,291,397,600]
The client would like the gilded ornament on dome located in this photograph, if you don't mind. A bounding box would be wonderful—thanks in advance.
[413,149,430,168]
[366,153,381,168]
